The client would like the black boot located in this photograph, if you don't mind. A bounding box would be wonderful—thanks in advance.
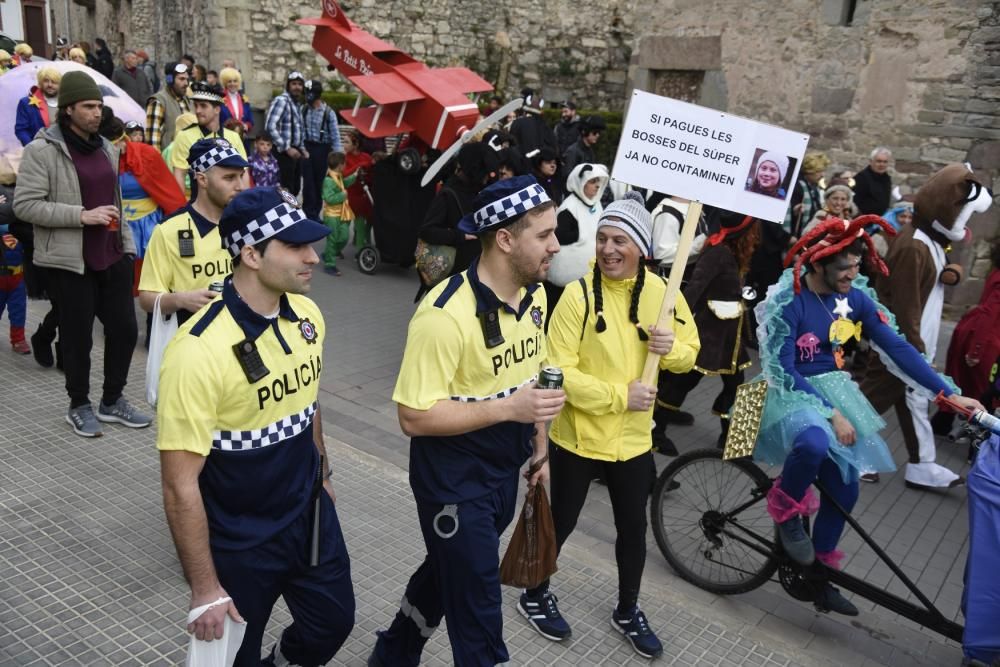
[815,584,859,616]
[717,417,730,449]
[651,408,679,456]
[30,328,54,368]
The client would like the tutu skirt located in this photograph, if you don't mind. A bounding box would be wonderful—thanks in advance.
[753,370,897,483]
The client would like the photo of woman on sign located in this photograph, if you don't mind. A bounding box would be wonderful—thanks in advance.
[745,149,795,200]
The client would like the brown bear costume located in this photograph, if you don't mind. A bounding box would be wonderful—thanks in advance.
[860,163,992,489]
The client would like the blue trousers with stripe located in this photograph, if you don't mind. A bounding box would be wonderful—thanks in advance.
[213,491,355,666]
[373,475,519,667]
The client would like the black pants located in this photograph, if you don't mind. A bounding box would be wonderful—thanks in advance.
[36,301,59,344]
[658,368,744,416]
[277,150,303,196]
[302,141,333,220]
[46,257,137,408]
[529,442,655,611]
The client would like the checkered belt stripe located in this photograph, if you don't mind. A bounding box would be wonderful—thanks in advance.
[450,375,537,403]
[226,203,306,255]
[212,401,317,450]
[473,184,549,231]
[191,144,241,173]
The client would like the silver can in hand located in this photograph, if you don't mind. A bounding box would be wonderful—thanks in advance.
[538,366,563,390]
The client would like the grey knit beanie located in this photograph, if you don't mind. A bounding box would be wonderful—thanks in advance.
[598,191,653,257]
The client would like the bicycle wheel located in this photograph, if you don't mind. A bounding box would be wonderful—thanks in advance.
[651,448,779,594]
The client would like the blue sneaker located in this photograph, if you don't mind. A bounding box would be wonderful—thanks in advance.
[611,607,663,659]
[518,591,572,641]
[777,516,815,566]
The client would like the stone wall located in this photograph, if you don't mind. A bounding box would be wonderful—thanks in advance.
[631,0,1000,308]
[238,0,635,110]
[51,0,1000,307]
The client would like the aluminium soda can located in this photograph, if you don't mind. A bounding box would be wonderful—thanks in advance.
[538,366,563,390]
[209,281,225,293]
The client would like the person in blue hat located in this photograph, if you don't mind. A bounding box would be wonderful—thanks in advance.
[157,187,355,666]
[139,137,248,325]
[369,175,566,667]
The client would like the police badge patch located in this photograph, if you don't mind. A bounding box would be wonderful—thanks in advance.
[215,138,231,149]
[278,187,301,208]
[300,318,318,343]
[530,306,543,329]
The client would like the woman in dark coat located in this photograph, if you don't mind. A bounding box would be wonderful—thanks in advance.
[414,142,498,300]
[651,212,761,453]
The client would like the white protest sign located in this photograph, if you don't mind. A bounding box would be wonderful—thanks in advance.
[612,89,810,223]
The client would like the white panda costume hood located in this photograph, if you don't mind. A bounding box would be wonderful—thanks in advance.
[548,163,610,286]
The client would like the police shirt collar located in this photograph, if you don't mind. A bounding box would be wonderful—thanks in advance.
[467,257,539,319]
[222,278,300,342]
[186,204,219,238]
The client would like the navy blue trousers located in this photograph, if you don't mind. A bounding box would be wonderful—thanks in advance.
[779,426,860,554]
[373,475,519,667]
[213,492,355,667]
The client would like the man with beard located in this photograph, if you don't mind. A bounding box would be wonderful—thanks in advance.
[14,70,149,438]
[369,176,566,667]
[553,101,580,157]
[752,217,982,616]
[265,71,309,195]
[170,83,247,194]
[146,62,192,151]
[139,138,248,325]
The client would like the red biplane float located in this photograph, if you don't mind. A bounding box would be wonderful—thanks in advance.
[299,0,522,185]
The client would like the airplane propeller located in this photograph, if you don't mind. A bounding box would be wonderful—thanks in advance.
[420,98,526,187]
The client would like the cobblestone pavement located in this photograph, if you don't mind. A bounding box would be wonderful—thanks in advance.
[0,257,972,665]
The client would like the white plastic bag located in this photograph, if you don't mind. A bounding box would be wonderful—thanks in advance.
[185,596,247,667]
[145,293,178,408]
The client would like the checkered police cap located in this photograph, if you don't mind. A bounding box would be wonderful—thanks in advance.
[189,138,244,173]
[458,175,551,235]
[224,201,305,256]
[219,187,330,258]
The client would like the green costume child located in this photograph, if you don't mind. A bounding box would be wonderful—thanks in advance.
[321,153,358,276]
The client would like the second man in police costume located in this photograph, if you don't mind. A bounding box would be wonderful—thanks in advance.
[158,187,355,666]
[369,175,566,667]
[139,138,247,324]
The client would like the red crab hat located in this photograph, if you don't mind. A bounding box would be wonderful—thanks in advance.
[783,214,897,293]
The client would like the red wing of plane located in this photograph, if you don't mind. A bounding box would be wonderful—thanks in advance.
[299,0,494,147]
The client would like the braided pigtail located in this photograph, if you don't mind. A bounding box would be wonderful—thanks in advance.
[592,263,607,333]
[629,266,649,341]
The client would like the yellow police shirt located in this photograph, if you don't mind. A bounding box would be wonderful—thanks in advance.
[139,205,232,297]
[170,125,248,172]
[157,285,325,549]
[393,259,546,503]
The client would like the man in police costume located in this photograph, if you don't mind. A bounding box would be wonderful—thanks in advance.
[369,175,566,667]
[139,138,247,324]
[171,82,248,193]
[158,187,355,666]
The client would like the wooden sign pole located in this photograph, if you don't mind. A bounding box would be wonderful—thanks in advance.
[640,201,703,386]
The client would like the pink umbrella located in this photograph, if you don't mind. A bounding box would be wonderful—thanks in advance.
[0,61,146,184]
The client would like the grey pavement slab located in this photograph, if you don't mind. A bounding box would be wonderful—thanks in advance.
[0,262,973,665]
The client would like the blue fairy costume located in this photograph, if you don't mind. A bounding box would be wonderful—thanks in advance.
[752,239,959,572]
[753,268,956,483]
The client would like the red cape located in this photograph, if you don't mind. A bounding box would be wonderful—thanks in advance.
[945,268,1000,401]
[121,141,187,215]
